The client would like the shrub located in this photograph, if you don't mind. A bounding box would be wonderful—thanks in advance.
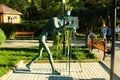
[53,34,63,50]
[0,28,6,45]
[0,24,16,39]
[0,19,48,39]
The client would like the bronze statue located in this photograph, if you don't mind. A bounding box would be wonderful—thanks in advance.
[26,10,72,75]
[26,10,79,75]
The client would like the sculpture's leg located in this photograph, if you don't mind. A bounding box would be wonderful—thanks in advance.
[40,35,60,75]
[26,41,44,71]
[26,34,60,74]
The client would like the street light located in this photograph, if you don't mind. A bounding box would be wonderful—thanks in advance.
[62,0,66,14]
[62,0,66,55]
[62,0,65,3]
[110,0,117,80]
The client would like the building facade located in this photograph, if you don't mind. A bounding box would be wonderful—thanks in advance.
[0,4,22,24]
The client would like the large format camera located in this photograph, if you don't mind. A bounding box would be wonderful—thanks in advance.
[65,17,79,29]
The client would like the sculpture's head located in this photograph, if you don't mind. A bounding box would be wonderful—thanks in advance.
[64,8,72,16]
[65,10,71,16]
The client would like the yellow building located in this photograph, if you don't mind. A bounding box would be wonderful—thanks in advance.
[0,4,22,24]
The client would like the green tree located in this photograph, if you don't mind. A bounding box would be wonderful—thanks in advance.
[0,0,120,31]
[38,0,62,19]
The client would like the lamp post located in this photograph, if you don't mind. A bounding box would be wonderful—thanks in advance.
[62,0,66,11]
[110,0,117,80]
[62,0,66,54]
[62,0,70,75]
[62,0,66,15]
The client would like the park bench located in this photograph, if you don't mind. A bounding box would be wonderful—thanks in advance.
[15,31,34,39]
[87,37,111,60]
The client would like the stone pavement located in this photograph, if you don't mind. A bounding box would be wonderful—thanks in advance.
[1,40,85,48]
[7,61,112,80]
[1,40,40,48]
[91,41,120,79]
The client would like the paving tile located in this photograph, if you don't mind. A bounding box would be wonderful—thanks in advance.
[6,62,116,80]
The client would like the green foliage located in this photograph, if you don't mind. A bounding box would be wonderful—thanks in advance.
[21,19,48,25]
[52,30,70,50]
[0,48,37,77]
[18,19,48,37]
[0,20,47,39]
[53,34,63,50]
[0,67,9,77]
[0,28,6,45]
[117,18,120,25]
[0,0,120,34]
[0,24,16,39]
[51,48,66,60]
[76,33,85,39]
[71,47,97,60]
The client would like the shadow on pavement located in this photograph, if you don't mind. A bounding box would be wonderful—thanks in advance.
[49,76,106,80]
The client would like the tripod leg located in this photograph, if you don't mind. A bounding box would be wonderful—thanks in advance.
[66,30,71,76]
[72,29,82,72]
[79,59,82,72]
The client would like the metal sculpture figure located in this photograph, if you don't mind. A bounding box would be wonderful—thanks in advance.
[26,10,72,75]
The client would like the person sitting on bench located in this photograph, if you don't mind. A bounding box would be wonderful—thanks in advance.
[88,30,97,39]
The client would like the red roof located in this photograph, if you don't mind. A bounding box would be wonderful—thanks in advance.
[0,4,22,15]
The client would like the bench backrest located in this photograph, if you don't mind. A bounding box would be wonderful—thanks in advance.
[15,32,34,35]
[88,38,110,60]
[92,38,109,52]
[92,38,105,46]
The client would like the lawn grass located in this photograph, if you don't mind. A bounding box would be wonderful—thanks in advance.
[0,46,97,77]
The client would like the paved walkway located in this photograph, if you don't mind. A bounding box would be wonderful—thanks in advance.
[1,40,85,48]
[6,61,113,80]
[1,40,120,80]
[1,40,40,48]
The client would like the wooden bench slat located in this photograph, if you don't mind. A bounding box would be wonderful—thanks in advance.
[15,32,34,35]
[15,32,34,39]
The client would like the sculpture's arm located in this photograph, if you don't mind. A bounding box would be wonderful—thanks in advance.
[53,17,69,32]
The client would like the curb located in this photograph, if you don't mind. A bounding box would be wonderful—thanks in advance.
[0,60,23,80]
[23,59,100,63]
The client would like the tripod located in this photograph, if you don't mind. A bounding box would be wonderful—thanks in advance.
[66,29,82,76]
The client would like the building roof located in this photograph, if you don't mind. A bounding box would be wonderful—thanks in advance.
[0,4,22,15]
